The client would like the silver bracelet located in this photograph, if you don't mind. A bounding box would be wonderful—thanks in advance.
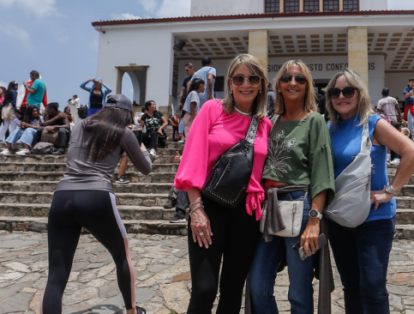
[189,200,203,207]
[189,205,204,217]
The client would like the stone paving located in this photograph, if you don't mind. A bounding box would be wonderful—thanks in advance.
[1,230,414,314]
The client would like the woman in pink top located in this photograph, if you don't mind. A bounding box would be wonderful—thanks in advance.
[174,54,272,314]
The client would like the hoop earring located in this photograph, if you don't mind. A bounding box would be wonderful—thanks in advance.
[230,90,233,95]
[259,89,262,94]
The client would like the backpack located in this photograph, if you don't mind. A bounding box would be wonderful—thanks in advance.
[325,121,371,228]
[31,142,56,154]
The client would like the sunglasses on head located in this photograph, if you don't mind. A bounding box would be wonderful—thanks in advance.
[328,86,358,99]
[231,75,261,87]
[280,74,307,85]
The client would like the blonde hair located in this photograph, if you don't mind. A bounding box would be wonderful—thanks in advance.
[325,68,374,128]
[222,54,268,119]
[274,60,317,114]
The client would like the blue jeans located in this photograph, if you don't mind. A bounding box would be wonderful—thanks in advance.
[327,218,395,314]
[250,191,314,314]
[6,127,37,148]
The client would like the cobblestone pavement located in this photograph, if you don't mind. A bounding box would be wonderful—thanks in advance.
[1,231,414,314]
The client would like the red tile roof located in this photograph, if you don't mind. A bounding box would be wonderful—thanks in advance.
[92,10,414,27]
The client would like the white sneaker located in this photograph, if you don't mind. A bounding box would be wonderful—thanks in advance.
[0,149,12,155]
[178,138,186,143]
[149,149,159,160]
[16,149,30,156]
[390,158,400,165]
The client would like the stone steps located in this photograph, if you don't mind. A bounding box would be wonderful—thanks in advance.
[0,203,180,220]
[0,155,179,164]
[0,171,176,183]
[0,162,179,173]
[0,192,170,206]
[0,216,187,235]
[0,181,172,194]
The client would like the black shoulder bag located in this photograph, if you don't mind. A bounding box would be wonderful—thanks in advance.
[202,117,260,208]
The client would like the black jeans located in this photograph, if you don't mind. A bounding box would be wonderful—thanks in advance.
[142,130,166,150]
[133,130,142,146]
[32,126,70,149]
[176,190,189,213]
[327,218,395,314]
[187,196,260,314]
[172,126,179,141]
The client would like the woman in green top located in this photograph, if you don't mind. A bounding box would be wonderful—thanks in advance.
[250,60,335,314]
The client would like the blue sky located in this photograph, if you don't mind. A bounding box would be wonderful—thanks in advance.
[0,0,190,108]
[0,0,410,109]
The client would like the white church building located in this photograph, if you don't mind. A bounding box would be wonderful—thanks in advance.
[92,0,414,111]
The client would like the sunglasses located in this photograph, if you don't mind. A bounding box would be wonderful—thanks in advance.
[328,86,358,99]
[280,74,307,85]
[231,75,261,87]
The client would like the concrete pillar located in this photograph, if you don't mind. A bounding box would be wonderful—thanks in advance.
[348,26,368,86]
[248,30,269,76]
[319,0,323,12]
[280,0,284,13]
[300,0,304,12]
[339,0,344,11]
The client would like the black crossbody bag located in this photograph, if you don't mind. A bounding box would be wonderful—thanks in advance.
[202,117,260,208]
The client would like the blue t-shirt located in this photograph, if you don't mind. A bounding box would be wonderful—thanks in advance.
[404,86,414,106]
[191,66,216,110]
[27,79,46,107]
[329,114,396,222]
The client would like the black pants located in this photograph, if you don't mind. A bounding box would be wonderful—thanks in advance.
[187,196,260,314]
[142,130,166,150]
[172,126,179,141]
[133,130,142,146]
[42,190,136,313]
[390,121,401,160]
[32,126,70,148]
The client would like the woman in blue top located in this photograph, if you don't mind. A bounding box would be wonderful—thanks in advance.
[326,68,414,314]
[80,77,112,117]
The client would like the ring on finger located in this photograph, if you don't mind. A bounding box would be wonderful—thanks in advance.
[199,231,204,236]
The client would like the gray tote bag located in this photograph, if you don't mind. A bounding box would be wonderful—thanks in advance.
[325,121,371,228]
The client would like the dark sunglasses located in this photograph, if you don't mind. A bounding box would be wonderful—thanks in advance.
[280,74,307,85]
[328,86,358,99]
[231,75,261,87]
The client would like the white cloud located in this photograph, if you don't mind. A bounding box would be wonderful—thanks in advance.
[52,26,69,44]
[112,13,141,20]
[0,23,32,49]
[157,0,191,18]
[0,0,58,18]
[140,0,157,13]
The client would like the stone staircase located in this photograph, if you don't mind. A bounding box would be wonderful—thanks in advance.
[1,127,414,239]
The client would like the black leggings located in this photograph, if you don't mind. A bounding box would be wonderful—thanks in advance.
[187,196,260,314]
[42,190,136,314]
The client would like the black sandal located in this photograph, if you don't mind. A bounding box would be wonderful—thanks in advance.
[136,306,147,314]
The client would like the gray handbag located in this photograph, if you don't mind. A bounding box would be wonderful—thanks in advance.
[325,121,371,228]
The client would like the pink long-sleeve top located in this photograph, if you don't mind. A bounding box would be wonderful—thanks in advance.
[174,100,272,220]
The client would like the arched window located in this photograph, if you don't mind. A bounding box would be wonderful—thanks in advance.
[265,0,280,13]
[304,0,320,12]
[323,0,339,12]
[343,0,359,11]
[284,0,300,13]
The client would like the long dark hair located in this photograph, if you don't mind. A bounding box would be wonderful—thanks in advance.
[4,81,17,104]
[82,108,132,162]
[24,105,39,124]
[188,78,205,93]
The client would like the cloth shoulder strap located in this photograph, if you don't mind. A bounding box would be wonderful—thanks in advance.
[245,118,260,144]
[360,120,372,155]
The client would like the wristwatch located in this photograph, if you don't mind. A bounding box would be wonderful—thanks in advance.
[385,185,399,196]
[309,209,323,220]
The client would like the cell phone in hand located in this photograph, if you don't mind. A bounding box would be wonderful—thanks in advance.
[292,234,327,261]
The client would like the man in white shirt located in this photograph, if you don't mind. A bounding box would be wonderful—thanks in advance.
[377,88,401,124]
[68,95,81,116]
